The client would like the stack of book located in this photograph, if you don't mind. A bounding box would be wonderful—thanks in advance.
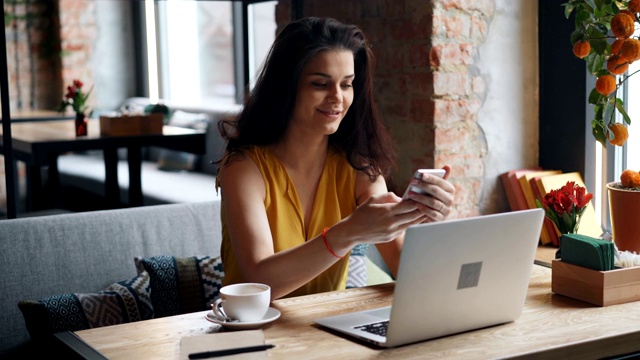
[500,168,602,246]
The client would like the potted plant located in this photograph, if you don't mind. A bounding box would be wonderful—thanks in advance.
[565,0,640,252]
[607,170,640,253]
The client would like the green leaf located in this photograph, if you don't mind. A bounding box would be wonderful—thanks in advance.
[570,29,584,44]
[561,211,575,230]
[586,53,606,74]
[576,9,592,23]
[570,29,588,45]
[594,23,609,34]
[592,119,607,146]
[564,3,576,18]
[595,104,604,119]
[589,87,603,104]
[613,1,626,11]
[594,1,615,19]
[594,0,607,8]
[615,98,631,125]
[591,37,609,54]
[603,97,616,121]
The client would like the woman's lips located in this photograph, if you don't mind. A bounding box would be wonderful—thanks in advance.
[318,109,342,117]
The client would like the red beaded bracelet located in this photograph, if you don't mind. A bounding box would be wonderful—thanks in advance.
[322,227,344,259]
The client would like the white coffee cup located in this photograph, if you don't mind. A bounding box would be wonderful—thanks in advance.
[212,283,270,322]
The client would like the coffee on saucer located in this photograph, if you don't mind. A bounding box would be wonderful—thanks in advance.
[212,283,270,322]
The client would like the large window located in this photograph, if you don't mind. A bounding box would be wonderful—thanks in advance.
[144,0,277,108]
[626,61,640,172]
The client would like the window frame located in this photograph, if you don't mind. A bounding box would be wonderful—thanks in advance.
[133,0,287,107]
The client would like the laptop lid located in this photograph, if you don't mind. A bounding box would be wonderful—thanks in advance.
[314,209,545,347]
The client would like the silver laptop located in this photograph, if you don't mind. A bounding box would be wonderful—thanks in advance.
[314,209,544,347]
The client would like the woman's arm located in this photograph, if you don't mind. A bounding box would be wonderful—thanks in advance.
[221,158,431,299]
[220,156,348,300]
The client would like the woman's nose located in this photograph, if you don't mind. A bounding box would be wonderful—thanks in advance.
[327,86,341,102]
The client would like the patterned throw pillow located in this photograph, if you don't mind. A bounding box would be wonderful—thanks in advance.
[347,243,369,288]
[134,255,224,318]
[18,271,153,339]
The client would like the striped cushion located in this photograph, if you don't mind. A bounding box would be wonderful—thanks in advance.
[134,255,224,318]
[18,271,153,339]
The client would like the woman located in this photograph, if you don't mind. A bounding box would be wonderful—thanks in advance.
[216,17,455,300]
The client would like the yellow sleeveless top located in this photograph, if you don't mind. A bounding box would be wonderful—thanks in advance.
[220,146,357,298]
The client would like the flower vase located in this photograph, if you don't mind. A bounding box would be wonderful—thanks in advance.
[75,112,87,137]
[607,182,640,253]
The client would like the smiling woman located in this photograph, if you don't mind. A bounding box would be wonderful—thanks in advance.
[214,17,455,300]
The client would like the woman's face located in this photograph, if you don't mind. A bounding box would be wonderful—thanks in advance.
[290,49,355,137]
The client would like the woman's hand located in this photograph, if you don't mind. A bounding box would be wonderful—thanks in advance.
[327,192,426,256]
[403,165,455,222]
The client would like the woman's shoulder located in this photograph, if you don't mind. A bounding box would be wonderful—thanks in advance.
[218,148,264,191]
[219,145,277,182]
[222,145,268,165]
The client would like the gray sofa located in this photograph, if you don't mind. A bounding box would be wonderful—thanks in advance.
[0,201,222,357]
[0,200,393,358]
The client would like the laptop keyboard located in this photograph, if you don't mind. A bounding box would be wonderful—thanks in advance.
[354,320,389,337]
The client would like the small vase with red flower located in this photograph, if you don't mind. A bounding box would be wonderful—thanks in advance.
[58,79,92,137]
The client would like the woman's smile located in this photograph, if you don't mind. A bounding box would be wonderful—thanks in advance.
[317,108,344,119]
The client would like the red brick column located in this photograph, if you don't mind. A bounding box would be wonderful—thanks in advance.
[430,0,494,218]
[58,0,96,108]
[277,0,495,218]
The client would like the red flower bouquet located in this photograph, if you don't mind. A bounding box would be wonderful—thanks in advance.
[536,181,594,235]
[58,79,92,114]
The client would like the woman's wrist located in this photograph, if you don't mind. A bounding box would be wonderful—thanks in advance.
[322,227,344,259]
[322,222,359,258]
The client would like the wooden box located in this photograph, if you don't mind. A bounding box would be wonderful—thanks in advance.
[551,259,640,306]
[99,114,163,136]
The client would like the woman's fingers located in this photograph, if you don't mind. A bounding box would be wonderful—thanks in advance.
[404,165,455,221]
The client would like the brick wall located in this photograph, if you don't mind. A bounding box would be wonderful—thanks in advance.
[277,0,496,218]
[58,0,96,105]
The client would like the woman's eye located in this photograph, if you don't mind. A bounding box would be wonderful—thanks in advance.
[312,82,327,88]
[341,83,353,89]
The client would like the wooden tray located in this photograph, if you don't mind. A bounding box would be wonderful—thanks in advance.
[551,259,640,306]
[99,114,163,136]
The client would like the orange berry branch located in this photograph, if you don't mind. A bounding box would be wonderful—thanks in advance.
[564,0,639,147]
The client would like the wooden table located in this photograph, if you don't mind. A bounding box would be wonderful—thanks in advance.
[0,119,205,210]
[72,265,640,359]
[2,110,74,122]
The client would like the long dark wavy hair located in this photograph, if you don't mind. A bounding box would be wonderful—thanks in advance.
[217,17,395,179]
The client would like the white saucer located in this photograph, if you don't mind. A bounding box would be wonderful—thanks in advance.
[205,307,281,330]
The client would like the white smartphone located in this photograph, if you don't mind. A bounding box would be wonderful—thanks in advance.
[401,169,446,200]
